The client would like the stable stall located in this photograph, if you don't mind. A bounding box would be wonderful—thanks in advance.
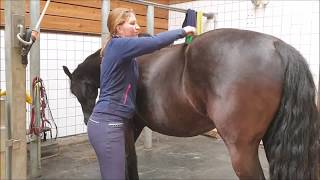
[0,0,319,179]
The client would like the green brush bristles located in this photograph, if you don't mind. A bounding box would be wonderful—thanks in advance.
[185,35,193,44]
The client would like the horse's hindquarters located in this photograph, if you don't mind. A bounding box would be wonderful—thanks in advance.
[183,28,286,179]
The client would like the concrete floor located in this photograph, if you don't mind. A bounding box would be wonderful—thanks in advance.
[33,132,269,180]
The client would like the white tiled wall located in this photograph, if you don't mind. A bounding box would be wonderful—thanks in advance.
[0,30,100,137]
[169,0,319,89]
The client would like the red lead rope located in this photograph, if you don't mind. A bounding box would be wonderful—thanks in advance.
[28,77,55,137]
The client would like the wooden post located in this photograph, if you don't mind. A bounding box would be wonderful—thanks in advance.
[4,0,27,179]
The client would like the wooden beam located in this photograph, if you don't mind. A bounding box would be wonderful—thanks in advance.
[111,0,168,19]
[1,10,167,35]
[0,0,169,19]
[1,0,169,35]
[168,0,193,4]
[49,0,170,8]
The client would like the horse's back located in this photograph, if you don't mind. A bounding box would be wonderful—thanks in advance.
[187,28,284,84]
[186,28,284,103]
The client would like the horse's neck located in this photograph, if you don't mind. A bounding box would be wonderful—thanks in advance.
[94,62,101,88]
[78,53,101,87]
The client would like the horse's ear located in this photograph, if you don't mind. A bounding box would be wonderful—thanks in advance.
[62,66,72,80]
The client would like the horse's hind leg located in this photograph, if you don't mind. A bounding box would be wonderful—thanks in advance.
[206,93,277,179]
[211,113,267,179]
[226,142,265,180]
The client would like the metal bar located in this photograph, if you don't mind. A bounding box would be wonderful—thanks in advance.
[147,5,154,35]
[143,5,154,150]
[124,0,215,19]
[29,0,41,178]
[0,99,7,180]
[5,0,27,179]
[101,0,110,47]
[318,59,320,111]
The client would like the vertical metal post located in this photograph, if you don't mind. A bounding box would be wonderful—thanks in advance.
[318,61,320,111]
[143,5,154,150]
[101,0,110,47]
[5,0,27,179]
[212,14,217,30]
[147,5,154,35]
[0,99,7,179]
[29,0,41,178]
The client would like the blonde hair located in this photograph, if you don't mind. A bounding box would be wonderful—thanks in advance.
[100,8,134,57]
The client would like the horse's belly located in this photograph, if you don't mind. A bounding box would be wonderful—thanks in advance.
[145,114,215,137]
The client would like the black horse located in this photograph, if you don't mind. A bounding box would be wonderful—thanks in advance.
[63,28,320,180]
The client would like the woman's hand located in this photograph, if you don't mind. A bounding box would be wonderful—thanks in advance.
[183,26,196,35]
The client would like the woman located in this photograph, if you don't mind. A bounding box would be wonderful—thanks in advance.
[87,7,195,180]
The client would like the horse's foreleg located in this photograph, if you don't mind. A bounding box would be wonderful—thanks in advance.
[124,117,146,180]
[226,142,265,180]
[133,117,145,142]
[125,120,139,180]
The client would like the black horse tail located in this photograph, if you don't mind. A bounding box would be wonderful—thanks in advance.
[263,40,320,180]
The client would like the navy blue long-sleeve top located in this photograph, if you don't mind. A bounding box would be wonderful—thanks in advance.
[92,29,186,120]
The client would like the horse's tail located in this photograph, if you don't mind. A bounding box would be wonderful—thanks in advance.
[263,40,320,180]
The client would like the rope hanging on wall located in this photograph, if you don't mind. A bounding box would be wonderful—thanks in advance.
[29,77,58,141]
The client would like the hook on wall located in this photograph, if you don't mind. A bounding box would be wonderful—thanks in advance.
[251,0,269,8]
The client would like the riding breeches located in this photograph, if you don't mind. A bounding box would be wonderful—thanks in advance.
[87,114,126,180]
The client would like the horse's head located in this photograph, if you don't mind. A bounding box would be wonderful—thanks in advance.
[62,50,101,125]
[63,66,99,124]
[62,33,149,125]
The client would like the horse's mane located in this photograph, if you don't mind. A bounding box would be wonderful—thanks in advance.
[82,49,101,64]
[73,49,101,79]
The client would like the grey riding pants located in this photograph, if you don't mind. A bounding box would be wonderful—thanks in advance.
[87,114,126,180]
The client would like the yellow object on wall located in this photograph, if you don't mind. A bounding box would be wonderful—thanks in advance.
[0,90,32,104]
[196,11,203,35]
